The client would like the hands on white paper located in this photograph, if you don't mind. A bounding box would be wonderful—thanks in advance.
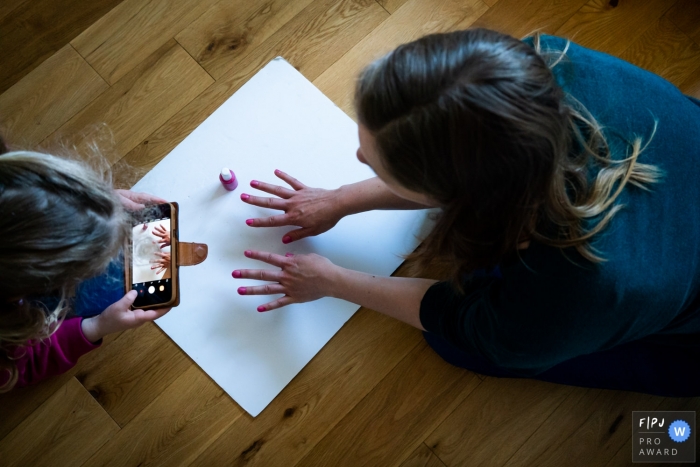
[232,250,337,312]
[239,169,346,244]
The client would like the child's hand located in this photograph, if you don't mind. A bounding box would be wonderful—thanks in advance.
[115,189,167,211]
[81,291,171,343]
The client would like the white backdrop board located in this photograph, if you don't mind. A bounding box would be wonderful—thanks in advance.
[132,57,433,417]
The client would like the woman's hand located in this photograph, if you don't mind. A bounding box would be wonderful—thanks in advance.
[81,291,171,343]
[153,224,171,248]
[232,250,338,311]
[115,189,167,211]
[241,170,347,244]
[150,252,171,274]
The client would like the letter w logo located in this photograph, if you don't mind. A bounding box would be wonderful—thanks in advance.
[674,426,686,436]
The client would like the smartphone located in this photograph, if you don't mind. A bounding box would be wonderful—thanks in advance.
[125,202,179,309]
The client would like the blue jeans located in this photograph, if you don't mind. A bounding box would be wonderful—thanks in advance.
[71,257,126,317]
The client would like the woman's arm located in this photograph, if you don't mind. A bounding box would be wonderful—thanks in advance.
[326,266,435,330]
[335,177,428,214]
[242,171,427,243]
[232,250,436,330]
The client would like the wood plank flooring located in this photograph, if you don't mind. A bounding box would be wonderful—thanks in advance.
[1,1,699,466]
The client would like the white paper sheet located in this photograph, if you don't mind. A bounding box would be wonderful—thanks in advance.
[132,57,433,416]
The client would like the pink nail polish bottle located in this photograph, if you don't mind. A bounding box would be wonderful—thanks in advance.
[220,167,238,191]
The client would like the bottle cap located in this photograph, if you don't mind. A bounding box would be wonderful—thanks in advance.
[220,168,232,181]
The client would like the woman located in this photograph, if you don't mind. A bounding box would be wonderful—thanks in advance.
[232,29,700,396]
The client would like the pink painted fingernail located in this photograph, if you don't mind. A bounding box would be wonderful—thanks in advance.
[250,180,259,187]
[232,270,241,278]
[241,193,250,201]
[244,250,252,257]
[285,252,294,257]
[238,287,247,295]
[257,305,266,312]
[282,235,292,244]
[246,219,254,226]
[274,169,281,174]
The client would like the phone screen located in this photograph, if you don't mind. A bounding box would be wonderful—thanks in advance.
[130,204,174,308]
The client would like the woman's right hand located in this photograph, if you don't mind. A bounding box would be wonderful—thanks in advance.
[241,170,347,244]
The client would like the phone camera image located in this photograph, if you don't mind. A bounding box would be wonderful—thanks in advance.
[130,204,175,307]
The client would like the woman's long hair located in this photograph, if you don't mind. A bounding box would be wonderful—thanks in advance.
[355,28,660,286]
[0,138,129,392]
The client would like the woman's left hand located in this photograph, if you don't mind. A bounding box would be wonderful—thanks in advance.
[115,189,167,211]
[232,250,338,312]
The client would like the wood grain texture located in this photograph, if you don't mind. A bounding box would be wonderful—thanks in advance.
[75,323,192,427]
[666,0,700,44]
[377,0,411,14]
[298,341,482,467]
[42,41,213,165]
[0,331,122,440]
[71,0,219,84]
[0,0,28,22]
[0,378,119,467]
[555,0,678,57]
[425,378,574,467]
[314,0,489,118]
[481,0,499,6]
[470,0,589,39]
[191,309,422,467]
[503,389,665,467]
[0,44,107,149]
[112,0,388,188]
[620,15,700,87]
[399,444,447,467]
[176,0,314,79]
[0,0,123,94]
[82,364,243,467]
[679,64,700,98]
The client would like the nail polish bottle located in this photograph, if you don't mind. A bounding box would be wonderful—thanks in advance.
[220,167,238,191]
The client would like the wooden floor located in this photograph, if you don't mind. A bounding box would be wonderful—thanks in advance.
[1,0,699,465]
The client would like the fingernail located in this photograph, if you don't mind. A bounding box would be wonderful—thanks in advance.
[244,250,252,257]
[257,305,266,312]
[274,169,281,174]
[250,180,259,187]
[285,252,294,257]
[282,235,292,244]
[232,270,241,278]
[241,193,250,201]
[246,219,254,226]
[238,287,247,295]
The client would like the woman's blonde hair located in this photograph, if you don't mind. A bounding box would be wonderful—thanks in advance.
[0,141,129,391]
[355,29,661,286]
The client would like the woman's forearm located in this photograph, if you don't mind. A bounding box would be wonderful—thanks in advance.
[326,265,436,330]
[336,178,427,216]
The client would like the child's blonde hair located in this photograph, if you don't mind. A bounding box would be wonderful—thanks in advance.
[0,141,129,391]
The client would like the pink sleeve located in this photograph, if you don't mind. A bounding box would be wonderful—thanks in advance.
[1,317,101,389]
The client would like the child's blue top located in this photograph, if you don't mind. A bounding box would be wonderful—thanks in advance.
[419,35,700,374]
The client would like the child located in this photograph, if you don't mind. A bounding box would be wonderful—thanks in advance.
[0,137,171,391]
